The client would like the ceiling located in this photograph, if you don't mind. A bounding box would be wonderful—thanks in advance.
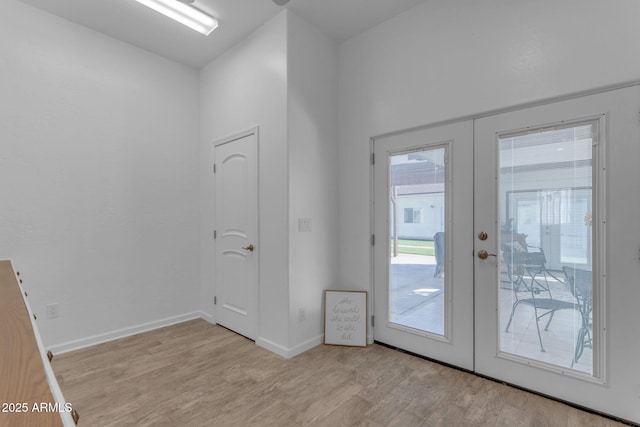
[17,0,428,69]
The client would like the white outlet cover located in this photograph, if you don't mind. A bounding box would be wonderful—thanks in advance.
[298,218,312,232]
[46,303,60,319]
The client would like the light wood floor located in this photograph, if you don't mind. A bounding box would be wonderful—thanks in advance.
[53,319,627,427]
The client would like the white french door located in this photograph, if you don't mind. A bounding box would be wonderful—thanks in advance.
[474,86,640,423]
[373,85,640,423]
[373,120,474,370]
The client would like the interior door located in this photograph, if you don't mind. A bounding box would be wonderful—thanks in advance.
[474,86,640,423]
[214,129,259,340]
[373,120,474,369]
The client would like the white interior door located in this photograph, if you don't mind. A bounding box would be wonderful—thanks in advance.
[373,120,474,370]
[474,86,640,423]
[214,129,259,340]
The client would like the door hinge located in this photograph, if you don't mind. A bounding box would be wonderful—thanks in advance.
[213,163,216,174]
[214,296,217,305]
[214,230,217,239]
[371,152,375,165]
[371,234,375,246]
[371,315,375,327]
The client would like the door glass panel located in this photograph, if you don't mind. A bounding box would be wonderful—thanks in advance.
[499,123,595,375]
[389,147,446,336]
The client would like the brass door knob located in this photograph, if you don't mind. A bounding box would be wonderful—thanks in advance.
[242,244,255,252]
[477,250,497,260]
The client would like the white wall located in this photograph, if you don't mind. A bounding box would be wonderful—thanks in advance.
[199,13,290,349]
[200,11,339,356]
[287,12,339,351]
[0,2,336,358]
[0,0,201,348]
[338,0,640,291]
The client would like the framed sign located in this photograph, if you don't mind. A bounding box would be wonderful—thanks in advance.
[324,290,367,347]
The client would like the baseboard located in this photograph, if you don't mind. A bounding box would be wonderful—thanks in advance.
[49,312,203,355]
[256,334,324,359]
[289,334,324,358]
[49,311,323,360]
[199,310,216,325]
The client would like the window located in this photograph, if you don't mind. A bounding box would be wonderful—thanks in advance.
[404,207,422,224]
[499,121,596,374]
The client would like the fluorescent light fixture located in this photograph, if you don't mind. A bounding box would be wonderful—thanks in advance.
[135,0,218,36]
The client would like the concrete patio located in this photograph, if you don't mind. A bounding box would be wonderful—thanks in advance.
[387,253,592,374]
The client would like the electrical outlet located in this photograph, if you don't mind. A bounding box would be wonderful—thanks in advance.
[298,218,312,232]
[298,308,306,322]
[46,303,60,319]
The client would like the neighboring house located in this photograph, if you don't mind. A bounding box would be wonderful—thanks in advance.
[395,189,445,240]
[390,154,446,240]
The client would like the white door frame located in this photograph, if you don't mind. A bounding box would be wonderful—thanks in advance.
[213,126,260,340]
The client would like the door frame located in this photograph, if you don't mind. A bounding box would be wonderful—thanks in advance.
[213,126,260,340]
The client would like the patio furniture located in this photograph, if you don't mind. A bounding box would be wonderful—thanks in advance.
[500,232,528,283]
[500,233,563,284]
[503,247,576,352]
[561,266,593,367]
[433,232,445,278]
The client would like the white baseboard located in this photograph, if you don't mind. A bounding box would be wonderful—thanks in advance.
[256,336,289,357]
[256,334,324,359]
[199,310,216,325]
[48,311,322,360]
[49,312,204,355]
[289,334,324,358]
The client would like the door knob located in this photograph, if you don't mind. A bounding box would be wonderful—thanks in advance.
[242,244,255,252]
[477,250,497,260]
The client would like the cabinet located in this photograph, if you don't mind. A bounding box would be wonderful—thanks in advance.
[0,260,76,426]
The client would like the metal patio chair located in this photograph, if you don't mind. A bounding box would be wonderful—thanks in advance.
[503,247,576,352]
[562,266,593,367]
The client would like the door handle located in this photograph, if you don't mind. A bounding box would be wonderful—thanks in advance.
[477,250,497,260]
[242,244,255,252]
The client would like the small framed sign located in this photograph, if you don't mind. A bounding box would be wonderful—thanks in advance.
[324,290,367,347]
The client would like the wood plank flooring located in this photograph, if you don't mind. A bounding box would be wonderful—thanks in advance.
[52,320,628,427]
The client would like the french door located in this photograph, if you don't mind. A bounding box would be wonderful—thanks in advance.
[474,87,640,422]
[373,86,640,423]
[373,120,474,370]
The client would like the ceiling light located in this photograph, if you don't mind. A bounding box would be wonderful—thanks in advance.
[135,0,219,36]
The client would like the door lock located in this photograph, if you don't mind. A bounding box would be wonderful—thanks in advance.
[478,231,488,241]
